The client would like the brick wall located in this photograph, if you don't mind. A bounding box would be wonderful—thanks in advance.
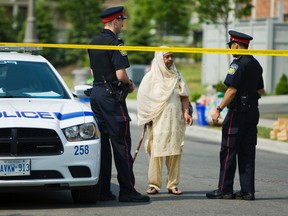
[254,0,288,18]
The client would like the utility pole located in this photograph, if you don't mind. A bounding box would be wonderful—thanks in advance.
[24,0,38,42]
[12,0,18,30]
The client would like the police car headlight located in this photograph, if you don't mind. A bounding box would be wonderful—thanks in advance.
[64,126,79,139]
[63,123,99,141]
[79,123,96,139]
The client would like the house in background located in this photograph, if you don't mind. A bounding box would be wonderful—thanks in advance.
[250,0,288,20]
[202,0,288,93]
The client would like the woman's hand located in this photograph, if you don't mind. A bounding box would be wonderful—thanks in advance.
[184,112,193,126]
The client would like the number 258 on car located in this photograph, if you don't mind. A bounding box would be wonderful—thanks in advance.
[74,145,90,155]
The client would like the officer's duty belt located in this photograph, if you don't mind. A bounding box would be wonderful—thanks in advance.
[93,81,118,86]
[93,82,105,86]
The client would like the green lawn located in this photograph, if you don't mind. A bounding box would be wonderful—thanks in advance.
[62,75,74,91]
[257,126,272,139]
[177,62,206,97]
[128,62,206,100]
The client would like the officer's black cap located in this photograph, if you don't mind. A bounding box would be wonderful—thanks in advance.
[100,6,127,23]
[227,30,253,46]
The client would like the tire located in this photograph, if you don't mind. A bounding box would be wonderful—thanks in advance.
[71,181,100,204]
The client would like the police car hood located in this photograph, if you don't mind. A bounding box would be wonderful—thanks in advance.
[0,99,94,129]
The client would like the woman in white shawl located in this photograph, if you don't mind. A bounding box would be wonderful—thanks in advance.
[137,48,193,195]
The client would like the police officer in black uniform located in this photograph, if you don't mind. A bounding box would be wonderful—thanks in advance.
[88,6,150,202]
[206,30,265,201]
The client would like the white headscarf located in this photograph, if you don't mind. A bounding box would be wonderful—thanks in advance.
[137,49,180,125]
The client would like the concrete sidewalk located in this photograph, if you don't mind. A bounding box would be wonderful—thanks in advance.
[258,94,288,105]
[127,96,288,156]
[258,95,288,128]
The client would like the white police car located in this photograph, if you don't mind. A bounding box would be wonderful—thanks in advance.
[0,47,100,204]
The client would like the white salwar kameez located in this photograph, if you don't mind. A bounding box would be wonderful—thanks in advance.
[137,49,190,191]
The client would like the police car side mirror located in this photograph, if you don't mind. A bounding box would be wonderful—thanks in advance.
[73,85,92,98]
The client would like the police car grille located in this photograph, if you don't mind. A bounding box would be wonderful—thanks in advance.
[0,128,63,156]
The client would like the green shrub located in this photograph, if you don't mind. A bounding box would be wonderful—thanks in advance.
[213,81,228,93]
[190,92,202,102]
[192,53,202,63]
[275,74,288,95]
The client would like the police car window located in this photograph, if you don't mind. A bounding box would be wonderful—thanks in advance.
[0,62,8,94]
[0,61,70,99]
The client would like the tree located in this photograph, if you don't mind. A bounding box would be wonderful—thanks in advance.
[124,0,154,64]
[124,0,193,64]
[35,0,58,65]
[151,0,193,38]
[0,6,17,42]
[55,0,104,66]
[193,0,253,43]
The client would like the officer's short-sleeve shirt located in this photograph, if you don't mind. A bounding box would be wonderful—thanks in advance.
[88,29,130,81]
[89,29,129,72]
[224,55,264,92]
[224,58,243,90]
[111,37,130,70]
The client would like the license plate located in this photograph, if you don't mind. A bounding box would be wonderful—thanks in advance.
[0,159,31,176]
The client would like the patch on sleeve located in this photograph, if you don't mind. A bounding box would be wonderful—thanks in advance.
[118,44,127,56]
[228,63,239,75]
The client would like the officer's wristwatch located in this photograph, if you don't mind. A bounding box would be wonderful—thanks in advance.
[217,106,223,112]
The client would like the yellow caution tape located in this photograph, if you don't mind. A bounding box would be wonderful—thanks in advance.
[1,42,288,56]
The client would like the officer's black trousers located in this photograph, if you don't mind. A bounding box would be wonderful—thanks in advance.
[90,85,136,196]
[218,107,259,194]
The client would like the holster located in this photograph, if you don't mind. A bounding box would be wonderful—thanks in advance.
[103,79,130,103]
[228,95,251,112]
[239,95,251,112]
[116,82,130,103]
[103,80,116,95]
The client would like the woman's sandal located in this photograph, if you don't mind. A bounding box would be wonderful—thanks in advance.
[168,187,183,195]
[146,187,159,195]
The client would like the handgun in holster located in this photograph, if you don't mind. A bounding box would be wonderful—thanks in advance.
[117,82,130,103]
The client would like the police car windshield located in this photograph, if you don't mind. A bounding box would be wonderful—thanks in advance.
[0,61,70,99]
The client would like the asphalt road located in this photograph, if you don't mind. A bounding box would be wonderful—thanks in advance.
[0,124,287,216]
